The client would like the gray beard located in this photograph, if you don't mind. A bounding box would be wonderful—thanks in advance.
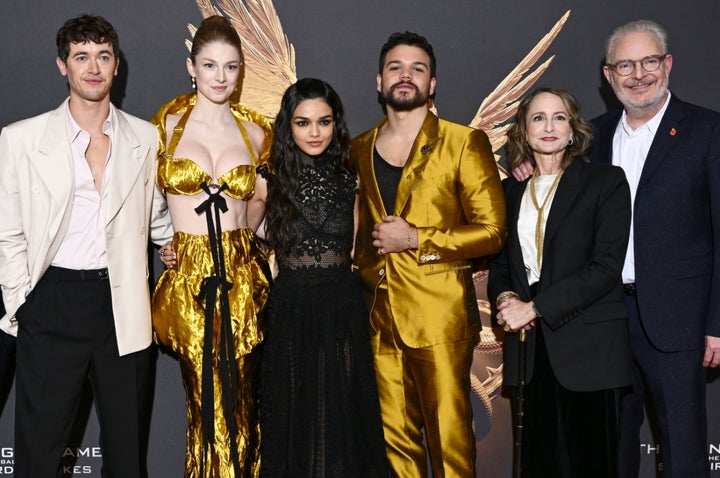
[614,76,670,112]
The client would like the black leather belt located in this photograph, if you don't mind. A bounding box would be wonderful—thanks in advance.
[47,266,109,281]
[623,283,636,296]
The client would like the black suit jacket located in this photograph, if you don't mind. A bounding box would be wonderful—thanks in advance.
[591,95,720,351]
[489,159,633,391]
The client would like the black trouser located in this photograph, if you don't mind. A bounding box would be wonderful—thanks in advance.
[0,299,16,400]
[619,294,708,478]
[517,324,622,478]
[0,327,16,414]
[14,266,151,478]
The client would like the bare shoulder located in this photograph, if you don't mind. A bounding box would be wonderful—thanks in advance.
[242,120,266,152]
[165,112,182,131]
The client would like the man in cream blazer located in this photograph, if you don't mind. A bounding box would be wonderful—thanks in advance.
[352,32,506,477]
[0,15,171,477]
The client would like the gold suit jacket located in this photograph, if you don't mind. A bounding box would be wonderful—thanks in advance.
[352,112,506,348]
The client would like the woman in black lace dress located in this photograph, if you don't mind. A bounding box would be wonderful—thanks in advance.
[259,78,388,477]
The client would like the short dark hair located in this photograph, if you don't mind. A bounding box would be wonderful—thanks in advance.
[378,31,436,78]
[190,15,242,64]
[56,15,120,63]
[506,87,593,171]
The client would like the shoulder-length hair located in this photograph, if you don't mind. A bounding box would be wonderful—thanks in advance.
[265,77,351,257]
[506,87,593,171]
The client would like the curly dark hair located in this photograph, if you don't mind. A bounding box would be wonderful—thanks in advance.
[506,87,593,171]
[378,31,436,77]
[265,78,352,257]
[56,15,119,63]
[377,31,437,110]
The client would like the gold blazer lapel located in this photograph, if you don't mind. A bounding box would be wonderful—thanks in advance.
[395,112,441,215]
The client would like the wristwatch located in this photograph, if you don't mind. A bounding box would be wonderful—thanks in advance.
[531,303,542,318]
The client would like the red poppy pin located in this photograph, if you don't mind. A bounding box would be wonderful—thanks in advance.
[669,128,677,136]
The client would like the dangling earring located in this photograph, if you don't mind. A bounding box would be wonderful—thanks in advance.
[191,77,196,90]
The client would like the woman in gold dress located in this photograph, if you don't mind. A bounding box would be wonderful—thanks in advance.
[151,15,272,478]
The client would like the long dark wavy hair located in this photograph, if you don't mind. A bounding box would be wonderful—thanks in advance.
[265,78,352,257]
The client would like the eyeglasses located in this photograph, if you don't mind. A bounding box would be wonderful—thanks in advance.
[605,54,668,76]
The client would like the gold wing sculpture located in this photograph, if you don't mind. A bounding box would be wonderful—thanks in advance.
[189,0,570,425]
[469,10,570,174]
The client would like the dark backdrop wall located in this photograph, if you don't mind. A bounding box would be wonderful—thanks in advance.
[0,1,719,477]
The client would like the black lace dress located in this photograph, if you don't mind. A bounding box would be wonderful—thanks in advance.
[259,157,388,477]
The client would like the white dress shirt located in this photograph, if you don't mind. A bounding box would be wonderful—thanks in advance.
[519,172,561,286]
[51,102,115,270]
[612,93,671,284]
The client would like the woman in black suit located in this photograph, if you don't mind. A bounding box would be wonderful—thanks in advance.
[489,87,634,477]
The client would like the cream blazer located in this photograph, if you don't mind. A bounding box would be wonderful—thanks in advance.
[0,100,173,355]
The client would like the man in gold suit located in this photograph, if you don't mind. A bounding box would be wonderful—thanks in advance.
[352,31,506,477]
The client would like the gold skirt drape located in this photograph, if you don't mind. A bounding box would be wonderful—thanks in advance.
[152,228,269,478]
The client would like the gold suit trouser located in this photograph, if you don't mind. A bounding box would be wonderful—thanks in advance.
[152,229,269,477]
[370,284,476,478]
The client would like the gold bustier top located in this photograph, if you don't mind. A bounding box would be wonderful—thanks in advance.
[157,104,257,200]
[152,92,274,201]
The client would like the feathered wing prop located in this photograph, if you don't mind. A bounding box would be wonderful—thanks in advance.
[469,10,571,173]
[191,0,297,119]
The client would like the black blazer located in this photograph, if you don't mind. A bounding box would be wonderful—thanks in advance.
[591,95,720,351]
[489,159,633,391]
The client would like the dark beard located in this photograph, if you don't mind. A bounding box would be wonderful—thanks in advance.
[383,82,429,111]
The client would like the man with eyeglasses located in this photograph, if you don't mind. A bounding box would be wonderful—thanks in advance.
[592,19,720,478]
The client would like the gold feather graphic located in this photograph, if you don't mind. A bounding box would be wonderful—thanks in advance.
[469,10,571,172]
[471,365,503,423]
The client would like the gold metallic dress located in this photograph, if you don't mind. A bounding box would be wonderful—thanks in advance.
[151,94,272,478]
